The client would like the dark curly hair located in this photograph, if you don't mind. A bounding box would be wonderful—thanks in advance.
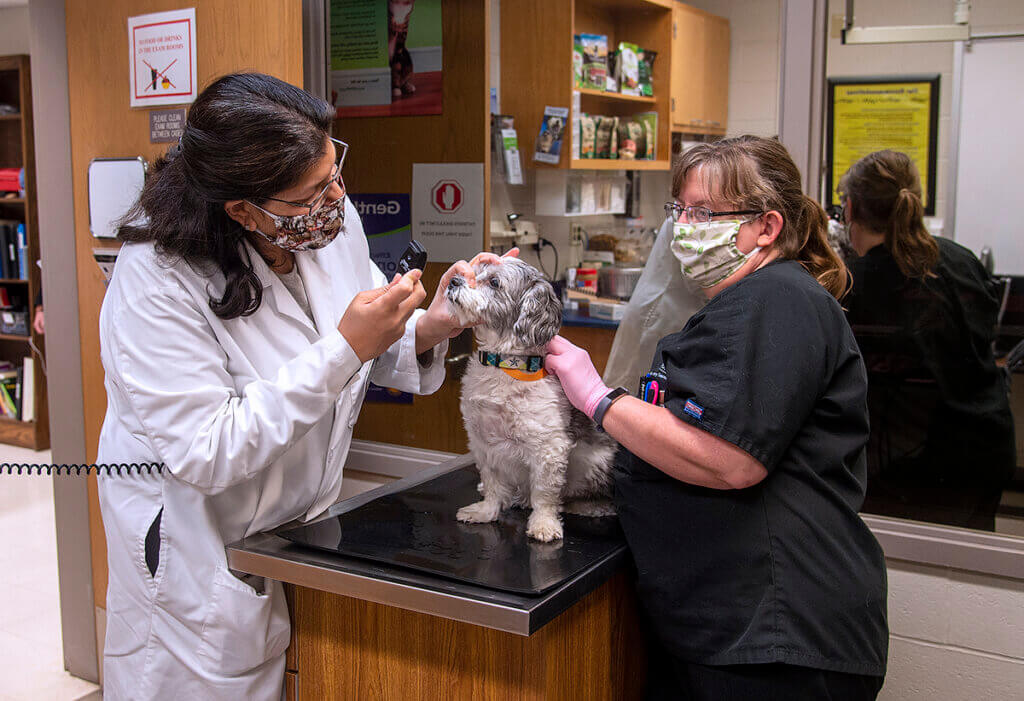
[118,72,334,319]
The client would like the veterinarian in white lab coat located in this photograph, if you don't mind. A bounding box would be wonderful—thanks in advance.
[546,137,888,700]
[95,73,502,700]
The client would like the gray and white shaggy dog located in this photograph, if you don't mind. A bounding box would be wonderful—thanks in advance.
[446,257,618,541]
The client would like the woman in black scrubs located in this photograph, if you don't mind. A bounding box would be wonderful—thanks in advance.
[840,150,1015,530]
[545,136,888,699]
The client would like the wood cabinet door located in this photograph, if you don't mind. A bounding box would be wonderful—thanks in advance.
[703,14,730,131]
[671,5,706,129]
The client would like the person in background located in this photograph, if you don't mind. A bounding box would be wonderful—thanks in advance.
[95,73,509,700]
[32,289,43,335]
[545,136,888,699]
[840,149,1015,530]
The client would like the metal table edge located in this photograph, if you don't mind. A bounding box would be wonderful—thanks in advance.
[226,537,533,636]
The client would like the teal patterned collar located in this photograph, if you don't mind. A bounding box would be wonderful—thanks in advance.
[477,351,545,373]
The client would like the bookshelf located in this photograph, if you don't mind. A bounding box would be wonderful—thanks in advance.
[0,55,49,450]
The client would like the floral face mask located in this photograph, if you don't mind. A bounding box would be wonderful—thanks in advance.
[670,218,762,288]
[246,193,347,252]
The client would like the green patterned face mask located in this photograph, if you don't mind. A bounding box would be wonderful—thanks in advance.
[670,219,762,288]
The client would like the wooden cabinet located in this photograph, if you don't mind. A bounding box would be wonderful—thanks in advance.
[285,572,646,700]
[0,55,49,450]
[671,4,730,135]
[501,0,674,171]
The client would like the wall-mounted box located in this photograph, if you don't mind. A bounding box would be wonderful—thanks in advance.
[535,170,627,217]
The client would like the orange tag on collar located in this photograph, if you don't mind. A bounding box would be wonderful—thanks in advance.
[499,367,549,382]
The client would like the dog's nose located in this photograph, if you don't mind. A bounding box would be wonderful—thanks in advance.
[449,276,465,288]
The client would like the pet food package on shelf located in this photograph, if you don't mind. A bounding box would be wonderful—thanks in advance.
[578,34,608,90]
[579,114,596,159]
[573,37,584,88]
[639,49,657,97]
[533,106,569,165]
[605,49,618,93]
[616,42,642,96]
[616,121,637,160]
[635,111,657,160]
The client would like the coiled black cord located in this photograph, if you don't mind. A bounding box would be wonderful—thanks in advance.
[0,463,166,476]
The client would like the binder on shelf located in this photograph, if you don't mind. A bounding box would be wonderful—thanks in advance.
[21,355,33,422]
[16,223,27,280]
[0,220,16,279]
[5,223,18,280]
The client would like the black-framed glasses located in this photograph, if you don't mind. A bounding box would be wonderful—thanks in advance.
[664,202,762,224]
[262,137,349,215]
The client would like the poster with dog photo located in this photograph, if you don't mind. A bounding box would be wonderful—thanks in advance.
[329,0,443,118]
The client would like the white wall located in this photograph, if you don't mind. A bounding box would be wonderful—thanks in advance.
[881,561,1024,700]
[685,0,781,138]
[0,6,30,55]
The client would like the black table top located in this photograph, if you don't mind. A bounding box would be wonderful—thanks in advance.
[277,465,625,595]
[226,455,631,635]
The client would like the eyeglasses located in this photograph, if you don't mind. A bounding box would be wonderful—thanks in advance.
[664,202,762,224]
[261,138,349,216]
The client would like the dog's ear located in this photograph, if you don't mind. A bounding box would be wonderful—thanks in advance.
[513,279,563,349]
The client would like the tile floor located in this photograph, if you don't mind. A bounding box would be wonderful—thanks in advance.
[0,445,101,701]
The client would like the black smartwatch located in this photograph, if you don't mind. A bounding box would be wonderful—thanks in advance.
[592,387,629,432]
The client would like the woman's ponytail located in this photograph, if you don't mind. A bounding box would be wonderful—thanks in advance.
[795,194,850,300]
[887,187,937,278]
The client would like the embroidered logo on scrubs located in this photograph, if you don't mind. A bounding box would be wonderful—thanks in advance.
[683,399,704,421]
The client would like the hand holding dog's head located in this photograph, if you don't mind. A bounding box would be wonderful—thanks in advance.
[445,257,562,353]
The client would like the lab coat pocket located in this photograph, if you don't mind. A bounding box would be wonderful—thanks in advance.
[196,566,290,677]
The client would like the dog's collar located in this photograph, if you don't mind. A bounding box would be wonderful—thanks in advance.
[478,351,548,382]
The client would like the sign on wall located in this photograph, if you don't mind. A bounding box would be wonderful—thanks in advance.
[328,0,443,118]
[825,75,939,215]
[412,163,483,263]
[128,8,198,108]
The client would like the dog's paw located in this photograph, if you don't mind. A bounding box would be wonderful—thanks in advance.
[391,87,402,98]
[526,510,563,542]
[403,82,416,94]
[562,499,617,518]
[457,500,501,524]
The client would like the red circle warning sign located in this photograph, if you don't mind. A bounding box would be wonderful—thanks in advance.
[431,180,464,214]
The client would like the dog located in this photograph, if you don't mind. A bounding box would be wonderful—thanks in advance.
[446,258,618,542]
[388,0,416,99]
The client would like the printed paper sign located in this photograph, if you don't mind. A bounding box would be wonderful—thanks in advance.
[412,163,484,263]
[350,193,415,404]
[128,9,198,108]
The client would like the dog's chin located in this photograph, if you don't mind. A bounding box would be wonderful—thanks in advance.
[445,297,482,328]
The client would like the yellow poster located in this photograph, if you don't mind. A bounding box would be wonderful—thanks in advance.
[830,81,935,208]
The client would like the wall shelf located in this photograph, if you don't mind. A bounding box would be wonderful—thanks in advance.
[577,88,657,104]
[569,158,670,171]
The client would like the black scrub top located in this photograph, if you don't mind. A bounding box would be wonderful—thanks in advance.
[613,259,889,677]
[844,238,1015,529]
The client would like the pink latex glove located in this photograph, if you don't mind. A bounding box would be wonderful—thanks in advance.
[544,335,611,418]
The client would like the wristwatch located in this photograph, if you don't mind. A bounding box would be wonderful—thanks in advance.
[592,387,629,432]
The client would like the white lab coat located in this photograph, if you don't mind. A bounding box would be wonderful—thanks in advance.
[95,198,446,700]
